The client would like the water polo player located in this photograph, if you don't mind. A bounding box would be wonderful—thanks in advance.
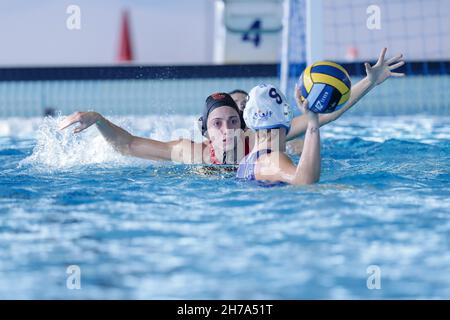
[228,89,248,113]
[237,84,321,185]
[60,92,247,164]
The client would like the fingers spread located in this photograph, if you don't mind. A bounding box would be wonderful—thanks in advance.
[378,47,387,63]
[388,60,405,70]
[390,72,405,77]
[386,53,403,65]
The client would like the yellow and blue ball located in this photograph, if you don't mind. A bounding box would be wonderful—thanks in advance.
[298,61,351,113]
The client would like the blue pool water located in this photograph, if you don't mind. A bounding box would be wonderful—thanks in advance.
[0,115,449,299]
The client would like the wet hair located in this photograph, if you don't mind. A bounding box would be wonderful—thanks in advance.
[228,89,248,96]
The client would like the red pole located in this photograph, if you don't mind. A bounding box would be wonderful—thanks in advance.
[118,10,133,62]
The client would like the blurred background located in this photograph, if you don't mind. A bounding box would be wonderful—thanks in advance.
[1,0,449,66]
[0,0,215,66]
[0,0,449,117]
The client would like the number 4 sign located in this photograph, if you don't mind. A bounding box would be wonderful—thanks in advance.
[242,19,262,47]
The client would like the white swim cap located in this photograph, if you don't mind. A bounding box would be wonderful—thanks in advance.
[243,84,293,133]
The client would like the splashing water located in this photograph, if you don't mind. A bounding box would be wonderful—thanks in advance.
[16,115,202,172]
[1,115,449,299]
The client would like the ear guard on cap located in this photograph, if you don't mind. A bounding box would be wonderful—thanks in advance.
[198,116,206,136]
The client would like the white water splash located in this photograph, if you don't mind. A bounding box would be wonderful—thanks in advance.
[18,117,130,170]
[17,115,201,171]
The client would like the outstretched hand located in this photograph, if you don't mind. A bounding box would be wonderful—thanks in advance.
[365,47,405,86]
[59,111,100,133]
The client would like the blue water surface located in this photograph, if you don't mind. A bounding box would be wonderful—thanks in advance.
[0,116,449,299]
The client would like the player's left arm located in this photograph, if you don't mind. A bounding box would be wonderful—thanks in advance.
[287,48,405,140]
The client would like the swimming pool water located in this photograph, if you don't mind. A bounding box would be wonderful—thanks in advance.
[0,115,449,299]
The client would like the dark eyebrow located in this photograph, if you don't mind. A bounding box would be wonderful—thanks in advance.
[210,116,239,121]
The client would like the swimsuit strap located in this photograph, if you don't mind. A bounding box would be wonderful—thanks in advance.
[209,138,250,165]
[209,141,221,164]
[255,149,272,160]
[236,149,272,180]
[245,137,250,156]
